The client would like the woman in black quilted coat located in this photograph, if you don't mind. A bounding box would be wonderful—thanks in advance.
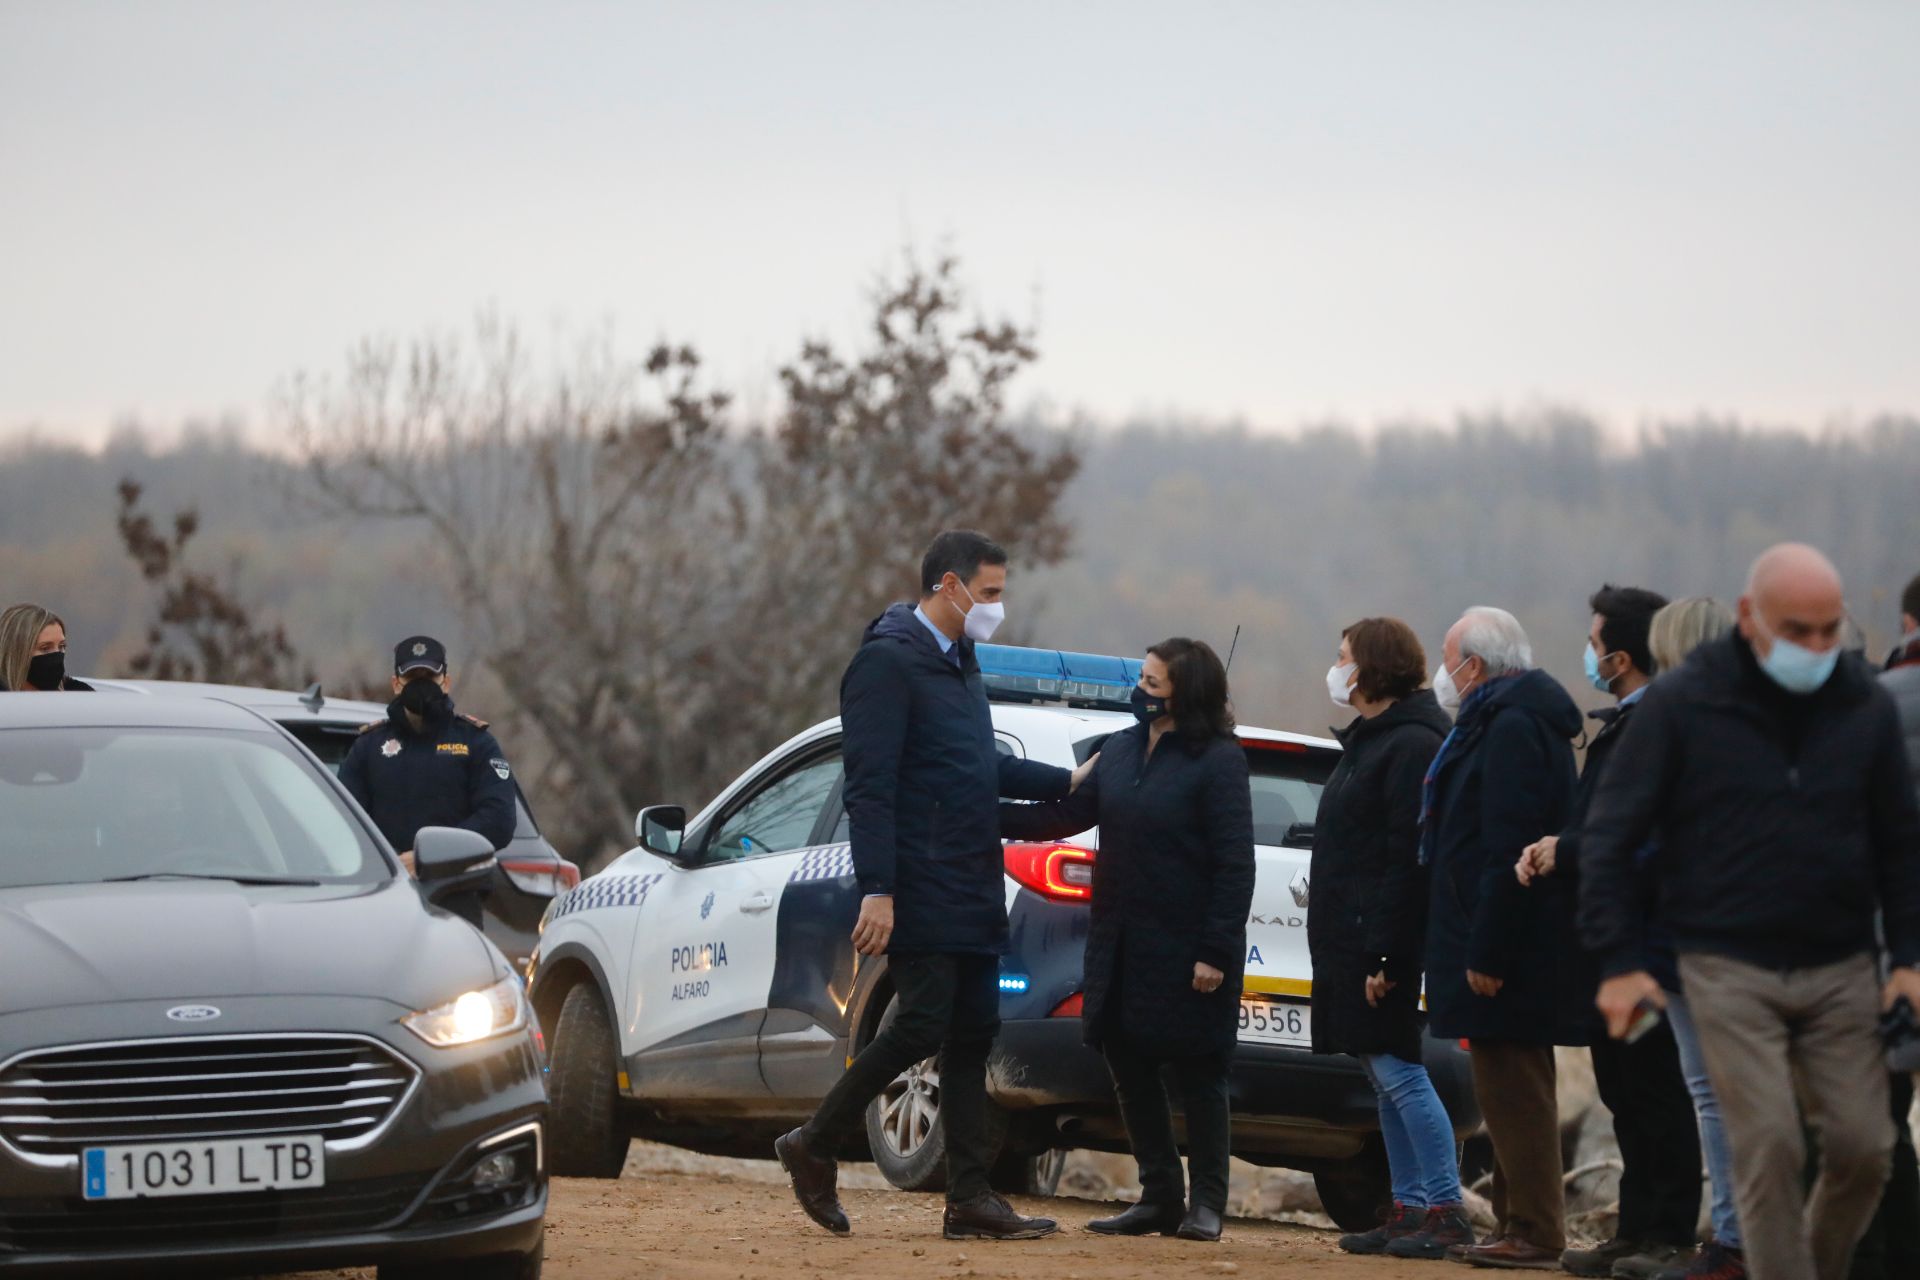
[999,637,1253,1243]
[1309,617,1467,1259]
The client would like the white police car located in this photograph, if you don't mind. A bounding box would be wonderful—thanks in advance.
[527,646,1478,1229]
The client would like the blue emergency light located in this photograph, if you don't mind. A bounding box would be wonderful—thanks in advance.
[975,644,1142,712]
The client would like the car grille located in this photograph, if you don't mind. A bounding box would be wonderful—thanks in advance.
[0,1035,417,1157]
[0,1173,427,1251]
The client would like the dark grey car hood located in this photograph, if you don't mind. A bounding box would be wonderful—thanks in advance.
[0,878,498,1017]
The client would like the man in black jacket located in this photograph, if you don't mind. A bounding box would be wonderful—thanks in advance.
[1519,585,1703,1278]
[1579,544,1920,1280]
[775,530,1079,1242]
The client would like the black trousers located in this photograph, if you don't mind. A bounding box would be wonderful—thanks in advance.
[1103,1034,1233,1213]
[1591,1018,1703,1245]
[801,951,999,1203]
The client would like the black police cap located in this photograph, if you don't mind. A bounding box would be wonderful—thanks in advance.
[394,635,448,676]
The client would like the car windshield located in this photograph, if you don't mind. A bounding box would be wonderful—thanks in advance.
[0,727,386,890]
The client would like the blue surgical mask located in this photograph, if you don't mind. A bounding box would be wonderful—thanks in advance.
[1583,644,1619,694]
[1757,631,1840,695]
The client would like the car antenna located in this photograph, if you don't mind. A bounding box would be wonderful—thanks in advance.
[299,682,325,713]
[1224,625,1242,674]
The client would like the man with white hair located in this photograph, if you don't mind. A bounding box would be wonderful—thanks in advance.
[1579,544,1920,1280]
[1407,606,1586,1269]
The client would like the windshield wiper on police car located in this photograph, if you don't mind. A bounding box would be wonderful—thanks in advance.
[100,872,324,887]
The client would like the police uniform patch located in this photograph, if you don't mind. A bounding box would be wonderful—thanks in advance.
[436,742,469,757]
[491,757,510,780]
[380,739,401,757]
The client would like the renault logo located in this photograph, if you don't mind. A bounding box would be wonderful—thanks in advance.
[165,1005,222,1023]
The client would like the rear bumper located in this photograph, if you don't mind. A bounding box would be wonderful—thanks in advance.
[990,1015,1481,1151]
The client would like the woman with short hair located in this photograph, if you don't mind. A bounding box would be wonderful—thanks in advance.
[1647,597,1748,1280]
[1309,617,1469,1259]
[0,604,93,692]
[999,637,1254,1242]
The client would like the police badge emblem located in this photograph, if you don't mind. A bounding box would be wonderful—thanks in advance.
[491,758,510,780]
[412,642,427,656]
[381,739,402,757]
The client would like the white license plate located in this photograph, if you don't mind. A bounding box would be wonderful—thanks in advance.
[82,1135,325,1200]
[1238,996,1310,1047]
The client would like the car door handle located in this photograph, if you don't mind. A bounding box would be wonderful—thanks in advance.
[739,892,774,914]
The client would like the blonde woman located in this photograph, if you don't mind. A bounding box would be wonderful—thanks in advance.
[1644,596,1743,1280]
[0,604,93,692]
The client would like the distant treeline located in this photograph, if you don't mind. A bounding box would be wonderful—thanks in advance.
[4,411,1917,861]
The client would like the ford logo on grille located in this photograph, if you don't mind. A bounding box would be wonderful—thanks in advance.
[165,1005,222,1022]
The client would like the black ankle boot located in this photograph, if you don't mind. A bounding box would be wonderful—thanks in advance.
[1088,1202,1184,1236]
[1176,1205,1223,1242]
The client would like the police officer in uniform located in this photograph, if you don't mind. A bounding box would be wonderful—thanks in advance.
[338,636,516,927]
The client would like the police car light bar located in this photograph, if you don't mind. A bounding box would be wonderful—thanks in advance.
[975,644,1142,712]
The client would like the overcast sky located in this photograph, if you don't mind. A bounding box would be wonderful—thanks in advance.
[5,2,1918,443]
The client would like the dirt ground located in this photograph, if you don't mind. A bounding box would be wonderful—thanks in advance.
[283,1144,1442,1280]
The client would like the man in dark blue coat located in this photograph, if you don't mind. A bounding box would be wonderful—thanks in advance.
[776,531,1079,1242]
[1420,606,1584,1270]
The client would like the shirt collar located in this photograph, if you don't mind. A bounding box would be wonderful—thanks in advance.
[1619,685,1649,707]
[912,604,956,656]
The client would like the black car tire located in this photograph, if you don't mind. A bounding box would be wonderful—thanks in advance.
[862,995,1010,1194]
[989,1145,1066,1198]
[380,1238,542,1280]
[548,983,629,1178]
[1310,1137,1393,1234]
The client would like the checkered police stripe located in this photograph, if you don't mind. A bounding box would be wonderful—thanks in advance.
[789,845,855,884]
[549,873,664,921]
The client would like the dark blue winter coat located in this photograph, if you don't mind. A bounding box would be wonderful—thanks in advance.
[1422,668,1590,1046]
[841,604,1071,955]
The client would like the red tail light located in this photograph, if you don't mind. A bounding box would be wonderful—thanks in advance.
[1051,993,1084,1018]
[501,858,582,898]
[1002,842,1096,902]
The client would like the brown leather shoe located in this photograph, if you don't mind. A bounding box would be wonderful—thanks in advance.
[774,1129,849,1236]
[1451,1236,1564,1270]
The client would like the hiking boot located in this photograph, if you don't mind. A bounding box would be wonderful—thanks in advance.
[1384,1203,1476,1260]
[1610,1243,1697,1278]
[1653,1239,1745,1280]
[1561,1239,1645,1277]
[1340,1202,1427,1255]
[942,1192,1059,1240]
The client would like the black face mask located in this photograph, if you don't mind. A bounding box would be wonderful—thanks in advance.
[1130,683,1168,725]
[398,677,448,717]
[27,651,67,691]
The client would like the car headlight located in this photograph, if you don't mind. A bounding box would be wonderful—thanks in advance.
[402,976,529,1048]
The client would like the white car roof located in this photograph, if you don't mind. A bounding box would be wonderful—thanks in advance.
[80,678,387,725]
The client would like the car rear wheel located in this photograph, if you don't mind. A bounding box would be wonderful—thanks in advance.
[548,983,629,1178]
[990,1145,1066,1197]
[862,995,1012,1193]
[1310,1136,1393,1233]
[380,1238,542,1279]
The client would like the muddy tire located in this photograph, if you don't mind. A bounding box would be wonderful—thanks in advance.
[1311,1137,1393,1233]
[548,983,629,1178]
[990,1146,1067,1198]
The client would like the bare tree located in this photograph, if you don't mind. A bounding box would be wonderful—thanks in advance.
[115,479,315,689]
[284,258,1080,866]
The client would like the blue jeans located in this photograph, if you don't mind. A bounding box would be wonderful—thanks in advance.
[1361,1053,1463,1209]
[1666,989,1743,1249]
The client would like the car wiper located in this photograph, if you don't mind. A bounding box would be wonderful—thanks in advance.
[100,872,324,887]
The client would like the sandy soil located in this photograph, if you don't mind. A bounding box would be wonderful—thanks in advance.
[282,1144,1443,1280]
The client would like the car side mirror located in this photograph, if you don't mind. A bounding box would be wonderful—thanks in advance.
[413,826,499,908]
[637,805,687,859]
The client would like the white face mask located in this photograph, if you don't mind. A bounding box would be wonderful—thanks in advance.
[1433,658,1470,713]
[950,580,1006,643]
[1326,662,1357,709]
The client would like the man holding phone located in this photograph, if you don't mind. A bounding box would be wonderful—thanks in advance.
[1578,545,1920,1280]
[1516,585,1702,1278]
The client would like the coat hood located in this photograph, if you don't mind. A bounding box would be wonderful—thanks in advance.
[0,878,498,1018]
[1476,668,1583,740]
